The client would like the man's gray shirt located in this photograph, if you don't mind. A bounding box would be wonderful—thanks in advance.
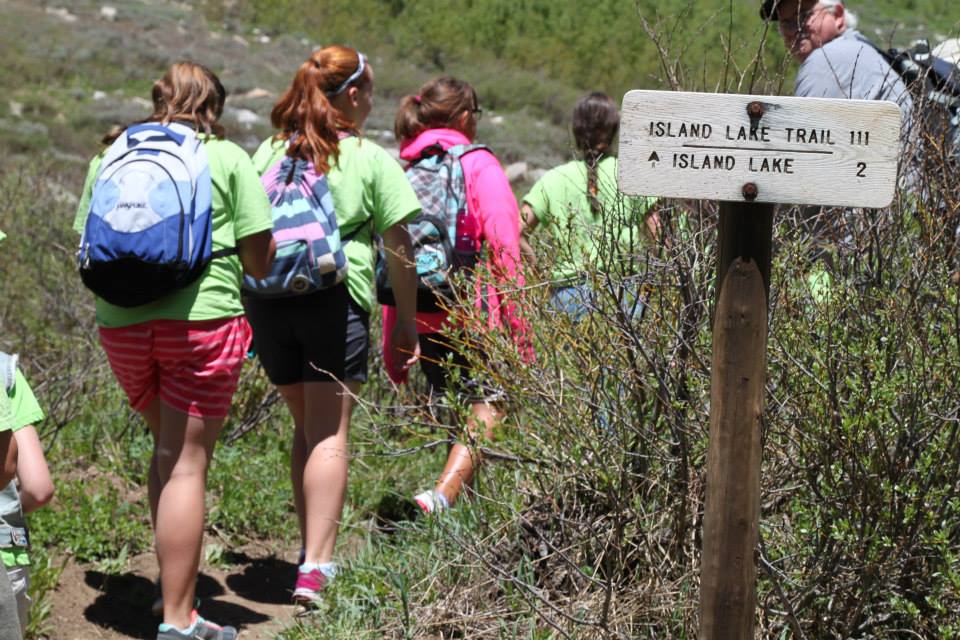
[795,29,913,125]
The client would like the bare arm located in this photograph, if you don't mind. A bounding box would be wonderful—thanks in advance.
[645,206,662,245]
[237,230,276,280]
[382,224,420,370]
[519,203,538,265]
[13,425,53,513]
[0,432,16,488]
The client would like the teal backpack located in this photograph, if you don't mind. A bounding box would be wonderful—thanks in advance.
[376,143,488,312]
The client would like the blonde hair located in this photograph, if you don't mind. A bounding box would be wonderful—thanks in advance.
[149,61,226,137]
[102,61,226,145]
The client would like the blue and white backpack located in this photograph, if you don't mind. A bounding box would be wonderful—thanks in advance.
[78,122,228,307]
[376,142,487,312]
[242,155,363,299]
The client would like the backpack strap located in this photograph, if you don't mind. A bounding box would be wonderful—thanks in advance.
[864,40,923,87]
[446,143,490,160]
[211,247,238,259]
[340,216,373,245]
[0,352,17,394]
[342,223,364,243]
[413,142,447,163]
[408,142,489,168]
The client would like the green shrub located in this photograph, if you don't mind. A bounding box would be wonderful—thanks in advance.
[29,476,151,564]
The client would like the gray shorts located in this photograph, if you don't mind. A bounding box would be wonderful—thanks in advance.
[8,564,28,637]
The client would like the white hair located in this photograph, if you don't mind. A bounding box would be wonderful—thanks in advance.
[819,0,859,31]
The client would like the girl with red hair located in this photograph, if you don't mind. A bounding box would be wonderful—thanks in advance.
[246,45,421,611]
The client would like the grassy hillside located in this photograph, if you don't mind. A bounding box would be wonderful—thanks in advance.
[2,1,960,639]
[3,1,957,170]
[199,0,960,99]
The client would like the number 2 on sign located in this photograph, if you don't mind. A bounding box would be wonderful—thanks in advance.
[856,162,866,177]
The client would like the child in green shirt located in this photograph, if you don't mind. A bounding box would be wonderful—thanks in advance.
[0,229,23,640]
[520,92,659,320]
[0,354,51,637]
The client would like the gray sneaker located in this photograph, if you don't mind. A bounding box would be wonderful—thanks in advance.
[156,613,238,640]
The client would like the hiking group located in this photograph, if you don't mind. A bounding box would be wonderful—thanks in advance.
[1,42,657,640]
[1,2,958,638]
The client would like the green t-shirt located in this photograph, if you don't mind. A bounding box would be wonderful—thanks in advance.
[1,369,43,567]
[74,137,274,328]
[522,156,656,284]
[252,136,421,312]
[5,370,44,432]
[0,387,11,433]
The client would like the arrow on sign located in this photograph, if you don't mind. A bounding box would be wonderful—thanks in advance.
[648,151,660,167]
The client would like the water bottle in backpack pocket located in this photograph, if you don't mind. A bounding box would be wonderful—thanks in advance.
[78,122,227,307]
[243,155,360,299]
[376,143,486,312]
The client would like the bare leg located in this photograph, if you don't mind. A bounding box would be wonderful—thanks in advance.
[284,381,359,565]
[278,384,307,550]
[434,401,500,506]
[143,397,162,531]
[150,403,223,630]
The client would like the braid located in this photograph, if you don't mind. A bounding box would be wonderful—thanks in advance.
[572,92,619,218]
[585,151,603,217]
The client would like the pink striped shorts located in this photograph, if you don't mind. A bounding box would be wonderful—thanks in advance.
[98,316,252,420]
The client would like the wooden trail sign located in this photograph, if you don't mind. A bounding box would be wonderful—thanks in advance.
[619,90,902,208]
[617,90,902,640]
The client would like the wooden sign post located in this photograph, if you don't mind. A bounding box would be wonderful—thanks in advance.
[618,90,901,639]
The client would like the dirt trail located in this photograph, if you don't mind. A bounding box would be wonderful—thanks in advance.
[46,544,301,640]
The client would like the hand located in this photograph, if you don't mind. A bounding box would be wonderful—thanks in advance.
[390,318,420,373]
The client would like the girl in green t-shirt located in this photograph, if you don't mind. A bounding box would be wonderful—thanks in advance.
[520,92,659,320]
[244,45,421,613]
[75,63,275,640]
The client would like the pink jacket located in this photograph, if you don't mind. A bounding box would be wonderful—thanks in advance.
[383,128,531,380]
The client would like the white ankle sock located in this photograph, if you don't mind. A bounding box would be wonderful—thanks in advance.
[159,618,196,634]
[299,561,338,579]
[415,489,450,513]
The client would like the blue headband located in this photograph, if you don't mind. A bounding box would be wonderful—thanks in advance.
[326,54,366,97]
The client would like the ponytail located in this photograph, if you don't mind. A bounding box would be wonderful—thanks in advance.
[394,94,425,145]
[394,76,478,144]
[270,46,368,173]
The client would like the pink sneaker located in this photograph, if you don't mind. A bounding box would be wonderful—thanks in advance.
[292,567,326,614]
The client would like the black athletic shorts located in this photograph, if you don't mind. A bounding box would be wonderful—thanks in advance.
[243,284,370,385]
[418,331,502,404]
